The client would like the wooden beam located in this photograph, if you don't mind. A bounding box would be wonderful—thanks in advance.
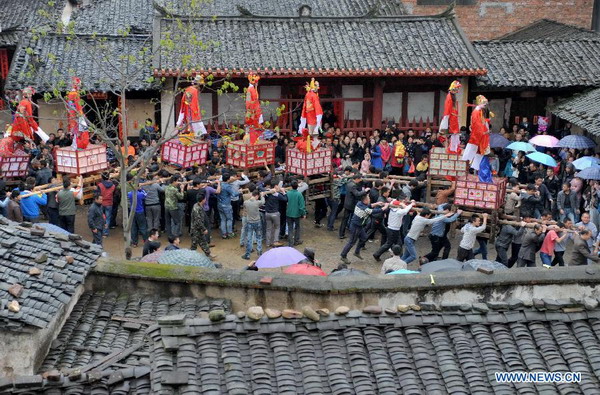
[372,79,384,131]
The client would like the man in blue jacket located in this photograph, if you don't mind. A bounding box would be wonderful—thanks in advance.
[20,186,47,223]
[341,194,388,263]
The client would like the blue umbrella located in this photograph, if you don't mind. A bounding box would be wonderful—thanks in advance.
[386,269,420,275]
[572,156,600,170]
[506,142,536,152]
[576,165,600,180]
[158,250,217,268]
[526,152,557,167]
[557,135,596,149]
[489,133,510,148]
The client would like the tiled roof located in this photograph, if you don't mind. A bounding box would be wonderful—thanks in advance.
[6,296,600,393]
[0,0,56,47]
[0,291,231,394]
[5,34,153,92]
[474,39,600,89]
[156,0,406,17]
[146,300,600,393]
[155,14,485,78]
[0,220,102,333]
[498,19,600,41]
[549,88,600,135]
[70,0,155,35]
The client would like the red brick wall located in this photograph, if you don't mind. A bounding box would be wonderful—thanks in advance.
[403,0,594,40]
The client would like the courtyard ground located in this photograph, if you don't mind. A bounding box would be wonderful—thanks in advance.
[70,201,572,275]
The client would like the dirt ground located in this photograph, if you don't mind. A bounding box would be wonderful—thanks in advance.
[71,201,571,275]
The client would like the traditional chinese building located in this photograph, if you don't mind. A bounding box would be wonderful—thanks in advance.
[471,19,600,132]
[154,2,485,136]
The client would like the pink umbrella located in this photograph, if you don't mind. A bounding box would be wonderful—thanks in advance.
[283,263,327,276]
[529,135,559,148]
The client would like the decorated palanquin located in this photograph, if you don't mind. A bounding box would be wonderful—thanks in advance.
[55,144,108,175]
[428,147,468,178]
[454,175,507,210]
[287,147,333,176]
[0,149,29,178]
[226,140,275,169]
[161,139,209,168]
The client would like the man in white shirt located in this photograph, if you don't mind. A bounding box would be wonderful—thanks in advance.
[373,199,414,261]
[381,245,407,274]
[400,208,453,264]
[457,213,488,262]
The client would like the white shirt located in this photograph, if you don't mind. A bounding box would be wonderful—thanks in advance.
[387,204,413,231]
[459,223,486,250]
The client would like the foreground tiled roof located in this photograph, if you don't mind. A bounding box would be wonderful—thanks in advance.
[0,220,102,333]
[155,14,485,78]
[0,292,231,394]
[499,19,600,41]
[549,88,600,135]
[0,296,600,395]
[161,0,405,17]
[5,34,153,92]
[474,39,600,89]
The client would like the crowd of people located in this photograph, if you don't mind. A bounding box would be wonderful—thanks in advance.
[2,116,600,273]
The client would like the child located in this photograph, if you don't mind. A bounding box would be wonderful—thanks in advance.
[332,151,342,169]
[361,153,371,174]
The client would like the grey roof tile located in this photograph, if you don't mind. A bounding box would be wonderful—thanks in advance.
[475,39,600,89]
[548,88,600,136]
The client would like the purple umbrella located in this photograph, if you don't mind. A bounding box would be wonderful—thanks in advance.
[255,247,307,268]
[489,133,510,148]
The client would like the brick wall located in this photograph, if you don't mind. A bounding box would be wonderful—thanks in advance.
[403,0,594,40]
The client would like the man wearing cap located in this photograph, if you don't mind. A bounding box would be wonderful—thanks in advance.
[176,75,207,137]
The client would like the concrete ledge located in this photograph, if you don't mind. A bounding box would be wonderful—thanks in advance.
[93,259,600,294]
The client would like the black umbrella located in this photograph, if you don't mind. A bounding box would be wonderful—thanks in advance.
[419,259,463,274]
[462,259,508,272]
[329,268,370,277]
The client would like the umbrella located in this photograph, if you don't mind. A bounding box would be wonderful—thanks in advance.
[529,135,559,148]
[526,152,557,167]
[557,135,596,149]
[158,249,216,268]
[283,263,326,276]
[489,133,510,148]
[506,142,536,152]
[141,250,165,262]
[255,247,307,269]
[35,223,71,235]
[386,269,420,275]
[329,268,370,277]
[462,259,508,272]
[576,165,600,180]
[572,156,600,170]
[419,259,463,274]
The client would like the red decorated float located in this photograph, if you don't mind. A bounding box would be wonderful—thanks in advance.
[161,139,209,168]
[287,147,332,177]
[226,139,275,169]
[55,144,108,175]
[428,147,468,178]
[454,175,507,210]
[0,148,29,178]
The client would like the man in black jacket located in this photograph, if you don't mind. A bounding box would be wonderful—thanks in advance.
[88,193,105,246]
[520,185,541,219]
[339,174,367,239]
